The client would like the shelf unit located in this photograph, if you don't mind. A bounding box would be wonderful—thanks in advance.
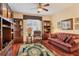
[43,21,51,33]
[0,16,14,55]
[14,19,23,43]
[0,3,14,56]
[0,3,12,19]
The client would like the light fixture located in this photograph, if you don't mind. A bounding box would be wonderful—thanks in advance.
[37,8,43,12]
[37,3,49,13]
[37,7,43,13]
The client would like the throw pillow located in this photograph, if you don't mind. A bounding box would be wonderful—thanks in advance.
[63,36,68,42]
[64,36,72,43]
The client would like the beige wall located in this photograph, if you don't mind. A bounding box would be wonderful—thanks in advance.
[23,20,28,41]
[42,16,52,21]
[13,11,23,19]
[51,4,79,34]
[13,4,79,39]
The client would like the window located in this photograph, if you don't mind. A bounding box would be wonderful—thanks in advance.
[26,19,42,35]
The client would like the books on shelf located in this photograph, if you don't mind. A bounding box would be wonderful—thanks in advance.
[43,21,51,33]
[2,25,11,28]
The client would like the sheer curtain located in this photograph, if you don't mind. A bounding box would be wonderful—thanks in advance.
[26,19,42,36]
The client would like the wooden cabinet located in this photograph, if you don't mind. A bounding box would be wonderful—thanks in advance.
[14,19,23,43]
[0,3,14,56]
[43,21,51,33]
[0,3,12,19]
[0,17,14,56]
[43,32,49,40]
[43,21,51,40]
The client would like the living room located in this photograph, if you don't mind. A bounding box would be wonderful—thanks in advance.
[0,3,79,56]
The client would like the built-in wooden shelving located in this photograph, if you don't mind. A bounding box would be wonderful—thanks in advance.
[0,3,14,56]
[0,16,14,55]
[14,19,23,43]
[43,21,51,33]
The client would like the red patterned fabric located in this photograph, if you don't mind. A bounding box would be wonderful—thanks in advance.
[49,33,79,52]
[64,35,72,43]
[51,33,79,40]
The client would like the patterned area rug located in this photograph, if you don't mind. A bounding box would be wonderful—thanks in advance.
[18,43,55,56]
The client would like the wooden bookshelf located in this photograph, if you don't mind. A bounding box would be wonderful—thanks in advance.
[43,21,51,33]
[0,3,14,56]
[1,3,12,19]
[14,19,23,43]
[0,3,12,19]
[0,16,14,55]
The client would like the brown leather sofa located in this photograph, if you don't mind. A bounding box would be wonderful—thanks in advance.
[48,33,79,52]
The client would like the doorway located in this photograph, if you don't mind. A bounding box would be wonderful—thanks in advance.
[23,19,42,43]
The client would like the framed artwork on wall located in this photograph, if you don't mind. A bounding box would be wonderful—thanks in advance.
[75,24,79,30]
[74,17,79,30]
[61,18,73,30]
[75,17,79,23]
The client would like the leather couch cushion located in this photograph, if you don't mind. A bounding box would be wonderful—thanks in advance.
[51,34,57,38]
[56,33,67,41]
[49,38,72,48]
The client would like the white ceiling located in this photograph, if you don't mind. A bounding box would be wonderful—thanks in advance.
[8,3,75,16]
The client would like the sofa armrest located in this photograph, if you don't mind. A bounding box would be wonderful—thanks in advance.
[73,39,79,44]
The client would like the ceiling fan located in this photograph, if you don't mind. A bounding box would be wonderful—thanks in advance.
[37,3,49,13]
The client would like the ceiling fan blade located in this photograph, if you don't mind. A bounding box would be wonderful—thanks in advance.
[43,8,48,11]
[38,3,42,7]
[39,3,41,5]
[44,4,49,7]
